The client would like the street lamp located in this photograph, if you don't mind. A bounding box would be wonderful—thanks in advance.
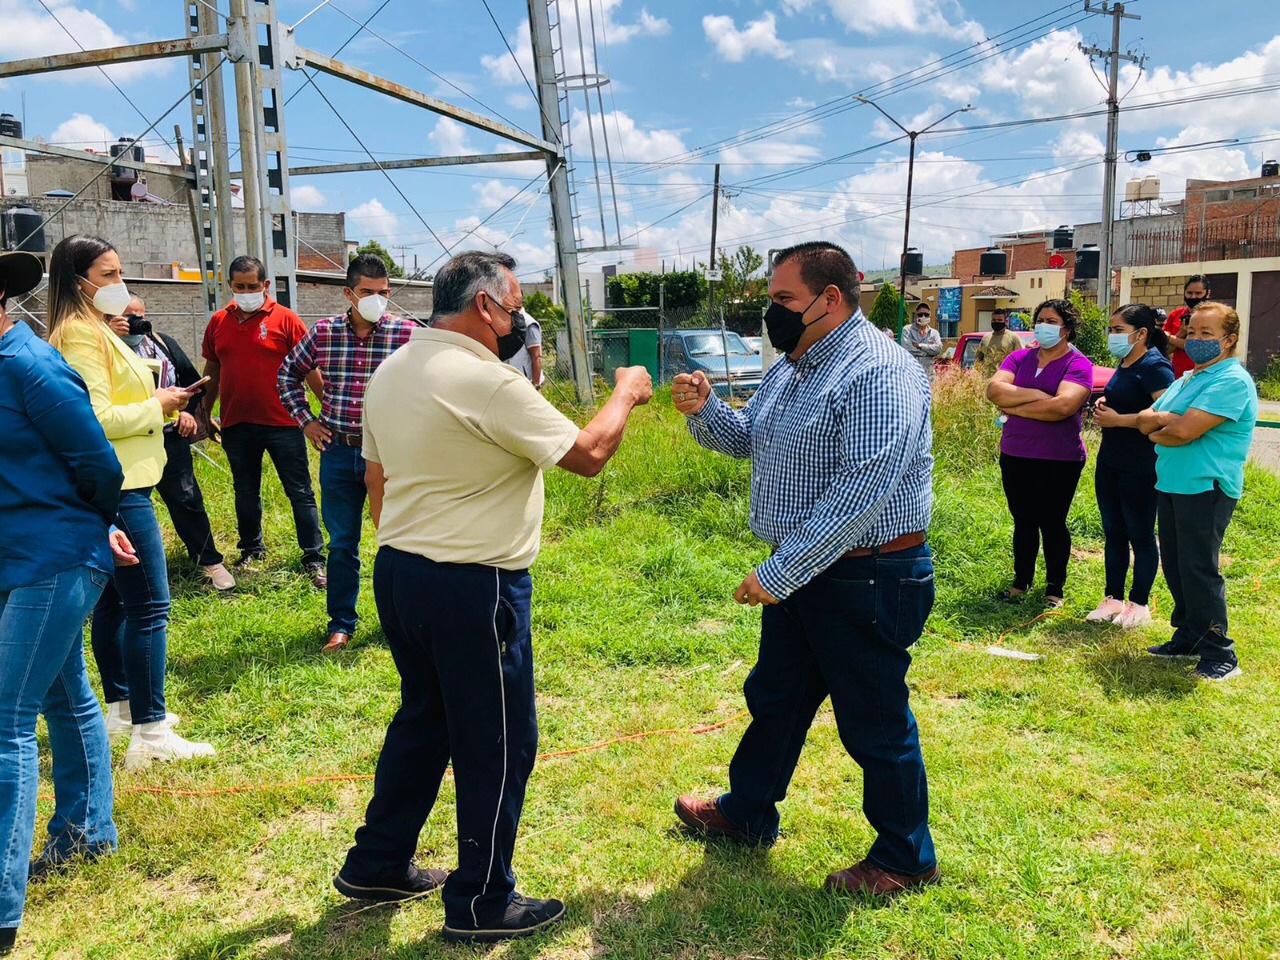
[854,96,972,340]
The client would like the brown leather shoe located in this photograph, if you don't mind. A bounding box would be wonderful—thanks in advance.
[306,563,328,590]
[825,858,940,896]
[322,631,350,652]
[673,796,770,846]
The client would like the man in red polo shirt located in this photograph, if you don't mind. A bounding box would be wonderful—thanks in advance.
[1162,274,1211,380]
[200,255,326,587]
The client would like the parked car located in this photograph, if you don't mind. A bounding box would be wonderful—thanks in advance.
[661,329,764,397]
[743,336,763,354]
[941,331,1111,402]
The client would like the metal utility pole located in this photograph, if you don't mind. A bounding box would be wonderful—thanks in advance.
[1081,1,1141,314]
[854,97,971,341]
[529,0,593,402]
[707,163,721,320]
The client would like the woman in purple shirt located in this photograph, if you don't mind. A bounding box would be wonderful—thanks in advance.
[986,299,1094,609]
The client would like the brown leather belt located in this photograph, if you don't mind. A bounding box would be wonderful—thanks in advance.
[332,431,363,448]
[842,531,926,559]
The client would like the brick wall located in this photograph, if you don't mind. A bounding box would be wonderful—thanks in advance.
[1129,276,1188,313]
[952,239,1077,285]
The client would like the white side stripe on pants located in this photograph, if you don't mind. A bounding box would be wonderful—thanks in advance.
[470,568,510,927]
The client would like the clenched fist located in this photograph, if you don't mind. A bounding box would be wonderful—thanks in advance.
[614,365,654,406]
[672,371,712,416]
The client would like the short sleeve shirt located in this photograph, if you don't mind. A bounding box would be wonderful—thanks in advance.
[507,319,544,383]
[363,327,579,570]
[1151,357,1258,499]
[201,299,308,428]
[1097,347,1175,472]
[1163,307,1196,379]
[999,346,1094,462]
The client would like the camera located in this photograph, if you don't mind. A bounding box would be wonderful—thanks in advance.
[125,313,152,336]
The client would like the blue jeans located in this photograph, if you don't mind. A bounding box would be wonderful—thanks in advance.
[90,489,170,724]
[1,565,118,929]
[718,545,937,875]
[320,444,367,635]
[344,548,537,928]
[1095,461,1160,606]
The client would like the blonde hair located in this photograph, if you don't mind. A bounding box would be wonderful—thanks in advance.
[1191,301,1241,352]
[47,235,115,352]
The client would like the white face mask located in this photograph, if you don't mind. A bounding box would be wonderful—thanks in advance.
[233,291,266,313]
[88,280,133,317]
[354,294,388,323]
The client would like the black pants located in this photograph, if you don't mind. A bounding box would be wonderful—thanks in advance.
[999,453,1084,597]
[1157,488,1238,665]
[1094,461,1159,606]
[343,548,537,927]
[154,429,223,567]
[220,423,323,565]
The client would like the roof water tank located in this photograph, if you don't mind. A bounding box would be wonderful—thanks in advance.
[902,247,924,276]
[1124,179,1142,202]
[1074,244,1100,280]
[1263,159,1280,178]
[1052,225,1075,250]
[0,113,21,139]
[1139,176,1161,200]
[4,205,45,253]
[109,137,143,180]
[979,247,1007,276]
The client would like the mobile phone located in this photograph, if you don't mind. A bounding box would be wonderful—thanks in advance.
[188,375,213,390]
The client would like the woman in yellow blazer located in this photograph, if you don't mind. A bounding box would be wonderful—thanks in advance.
[48,236,215,767]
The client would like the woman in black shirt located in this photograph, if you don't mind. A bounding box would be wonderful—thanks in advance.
[1087,304,1175,627]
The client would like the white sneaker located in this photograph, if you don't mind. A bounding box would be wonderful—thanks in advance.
[122,722,212,769]
[105,703,181,743]
[200,563,236,591]
[1085,597,1125,622]
[1116,602,1152,629]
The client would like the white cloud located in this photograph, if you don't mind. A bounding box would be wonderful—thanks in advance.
[475,179,520,211]
[825,0,985,42]
[346,198,401,242]
[428,117,475,156]
[0,0,172,83]
[291,184,329,212]
[781,0,817,14]
[703,12,792,63]
[48,113,114,151]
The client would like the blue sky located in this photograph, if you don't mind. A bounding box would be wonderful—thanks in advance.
[4,0,1280,281]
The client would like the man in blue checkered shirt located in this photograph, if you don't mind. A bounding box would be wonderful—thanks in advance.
[671,241,940,897]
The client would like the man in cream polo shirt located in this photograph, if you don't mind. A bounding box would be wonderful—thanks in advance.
[333,251,651,945]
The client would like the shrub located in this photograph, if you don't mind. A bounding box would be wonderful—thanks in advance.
[1257,353,1280,401]
[930,364,1002,474]
[1068,289,1111,367]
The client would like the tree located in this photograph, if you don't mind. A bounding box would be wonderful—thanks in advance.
[868,282,902,334]
[523,290,564,338]
[1068,289,1110,366]
[706,245,769,331]
[349,239,404,279]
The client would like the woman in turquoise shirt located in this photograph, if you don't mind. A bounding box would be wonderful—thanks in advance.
[1137,301,1258,681]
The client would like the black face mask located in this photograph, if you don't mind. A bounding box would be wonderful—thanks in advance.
[991,321,1006,333]
[1184,295,1208,310]
[763,292,827,355]
[491,301,528,361]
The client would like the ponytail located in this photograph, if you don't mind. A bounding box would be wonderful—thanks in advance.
[1114,303,1168,355]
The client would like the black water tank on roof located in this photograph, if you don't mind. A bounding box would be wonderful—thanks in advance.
[4,206,45,253]
[902,247,924,276]
[1263,159,1279,178]
[0,113,21,139]
[1052,225,1075,249]
[979,247,1007,276]
[1075,244,1100,280]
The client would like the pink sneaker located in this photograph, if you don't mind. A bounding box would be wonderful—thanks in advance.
[1116,603,1152,629]
[1085,597,1124,622]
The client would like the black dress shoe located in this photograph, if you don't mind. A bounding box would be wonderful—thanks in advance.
[442,894,566,943]
[0,926,16,955]
[28,840,115,883]
[333,864,447,903]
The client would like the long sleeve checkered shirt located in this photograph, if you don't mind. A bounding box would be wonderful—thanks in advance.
[688,311,934,600]
[278,312,416,435]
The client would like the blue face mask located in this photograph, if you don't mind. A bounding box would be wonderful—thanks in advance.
[1184,338,1223,365]
[1107,332,1136,359]
[120,333,146,347]
[1034,322,1062,349]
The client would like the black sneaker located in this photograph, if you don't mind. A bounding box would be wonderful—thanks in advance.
[441,894,566,943]
[0,926,16,955]
[1147,637,1197,658]
[333,864,448,903]
[28,840,115,883]
[1194,660,1242,682]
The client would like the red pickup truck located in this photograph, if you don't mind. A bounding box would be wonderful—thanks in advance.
[942,331,1111,402]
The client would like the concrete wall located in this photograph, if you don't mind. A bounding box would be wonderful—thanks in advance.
[26,152,190,205]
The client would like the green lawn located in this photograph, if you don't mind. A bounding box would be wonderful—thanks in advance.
[21,384,1280,960]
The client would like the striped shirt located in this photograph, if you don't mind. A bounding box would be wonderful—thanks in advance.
[278,312,416,435]
[688,311,934,600]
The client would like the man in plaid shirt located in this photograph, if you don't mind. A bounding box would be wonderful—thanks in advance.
[278,254,415,652]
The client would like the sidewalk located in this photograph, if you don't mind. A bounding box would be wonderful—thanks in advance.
[1251,400,1280,475]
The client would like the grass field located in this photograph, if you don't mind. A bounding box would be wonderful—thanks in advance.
[20,373,1280,960]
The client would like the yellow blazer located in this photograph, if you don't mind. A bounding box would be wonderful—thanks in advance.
[56,319,173,490]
